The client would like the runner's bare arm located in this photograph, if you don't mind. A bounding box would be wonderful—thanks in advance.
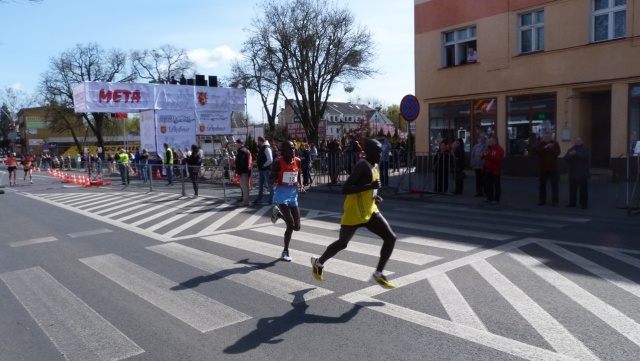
[341,161,379,195]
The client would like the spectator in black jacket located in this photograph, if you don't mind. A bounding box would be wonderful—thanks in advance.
[253,136,273,204]
[564,136,591,209]
[235,139,252,206]
[187,144,203,199]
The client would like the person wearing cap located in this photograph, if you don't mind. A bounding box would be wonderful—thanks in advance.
[234,138,252,206]
[116,148,130,185]
[269,140,306,262]
[7,152,18,186]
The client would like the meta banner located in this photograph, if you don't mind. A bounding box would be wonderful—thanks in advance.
[73,81,246,113]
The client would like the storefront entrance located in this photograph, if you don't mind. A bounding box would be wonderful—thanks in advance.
[590,92,612,167]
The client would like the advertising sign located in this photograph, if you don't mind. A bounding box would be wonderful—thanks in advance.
[155,110,197,153]
[196,111,232,135]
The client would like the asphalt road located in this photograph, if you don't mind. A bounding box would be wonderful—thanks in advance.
[1,172,639,361]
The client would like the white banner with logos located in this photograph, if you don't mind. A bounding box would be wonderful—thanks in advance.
[139,110,157,153]
[73,81,246,113]
[155,110,197,154]
[196,111,232,135]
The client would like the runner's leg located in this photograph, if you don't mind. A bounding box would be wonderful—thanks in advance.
[278,204,301,251]
[318,225,359,265]
[364,212,397,273]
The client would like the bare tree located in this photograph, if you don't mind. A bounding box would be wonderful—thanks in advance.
[0,87,38,119]
[242,0,376,145]
[228,28,287,132]
[39,43,131,158]
[130,44,196,83]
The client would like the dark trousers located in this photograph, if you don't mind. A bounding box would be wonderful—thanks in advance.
[190,172,198,195]
[474,169,484,196]
[569,179,588,207]
[539,172,559,203]
[117,163,130,184]
[484,172,501,202]
[380,160,390,187]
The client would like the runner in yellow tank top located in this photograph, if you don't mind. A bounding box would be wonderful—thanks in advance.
[341,159,379,225]
[311,139,397,289]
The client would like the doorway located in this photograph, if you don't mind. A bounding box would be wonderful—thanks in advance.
[590,92,611,167]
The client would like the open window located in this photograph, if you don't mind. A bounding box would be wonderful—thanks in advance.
[442,26,477,67]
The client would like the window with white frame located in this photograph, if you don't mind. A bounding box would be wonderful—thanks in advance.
[592,0,626,42]
[442,26,477,67]
[518,10,544,54]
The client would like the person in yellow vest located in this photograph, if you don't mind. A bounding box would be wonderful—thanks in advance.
[21,153,34,184]
[164,143,174,186]
[269,140,306,262]
[116,148,130,185]
[7,152,18,186]
[311,139,397,289]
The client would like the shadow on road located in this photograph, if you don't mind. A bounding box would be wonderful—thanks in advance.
[169,258,280,290]
[224,289,383,354]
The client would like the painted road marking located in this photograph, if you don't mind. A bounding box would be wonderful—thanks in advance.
[9,236,58,248]
[202,234,386,281]
[148,243,332,303]
[68,228,113,238]
[0,267,144,361]
[80,254,251,333]
[428,272,487,331]
[256,226,440,266]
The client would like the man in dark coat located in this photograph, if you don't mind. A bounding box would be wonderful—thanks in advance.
[235,139,252,206]
[536,131,561,206]
[564,136,591,209]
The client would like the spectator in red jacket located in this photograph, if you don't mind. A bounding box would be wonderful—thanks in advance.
[482,136,505,205]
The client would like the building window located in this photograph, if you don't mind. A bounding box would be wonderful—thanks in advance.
[592,0,626,42]
[506,93,556,155]
[442,26,477,67]
[518,10,544,54]
[629,85,640,154]
[429,98,496,153]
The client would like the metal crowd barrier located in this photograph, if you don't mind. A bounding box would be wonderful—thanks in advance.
[613,154,640,215]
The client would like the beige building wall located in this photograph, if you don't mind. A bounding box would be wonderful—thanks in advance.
[415,0,640,164]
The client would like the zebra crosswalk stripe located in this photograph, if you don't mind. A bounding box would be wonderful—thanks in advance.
[0,267,144,361]
[350,298,578,361]
[470,259,598,360]
[393,234,478,252]
[80,254,251,333]
[256,226,441,266]
[163,203,228,238]
[202,234,385,281]
[508,247,640,348]
[114,198,183,223]
[148,243,333,303]
[129,198,199,228]
[82,193,149,213]
[538,241,640,299]
[95,193,168,216]
[428,272,487,331]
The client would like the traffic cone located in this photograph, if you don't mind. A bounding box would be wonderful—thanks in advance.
[84,175,91,188]
[231,173,239,185]
[96,174,104,186]
[154,168,162,179]
[72,174,77,184]
[105,174,112,187]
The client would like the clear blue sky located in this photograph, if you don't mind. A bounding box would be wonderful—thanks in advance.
[0,0,414,121]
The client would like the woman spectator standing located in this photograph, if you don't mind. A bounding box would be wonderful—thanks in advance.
[139,149,150,183]
[187,144,203,198]
[300,143,312,186]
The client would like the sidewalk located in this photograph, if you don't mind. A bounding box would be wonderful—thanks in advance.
[310,172,640,220]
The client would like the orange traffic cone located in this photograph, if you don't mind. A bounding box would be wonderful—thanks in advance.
[96,174,104,186]
[154,168,162,179]
[231,173,239,185]
[105,174,112,187]
[84,175,91,188]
